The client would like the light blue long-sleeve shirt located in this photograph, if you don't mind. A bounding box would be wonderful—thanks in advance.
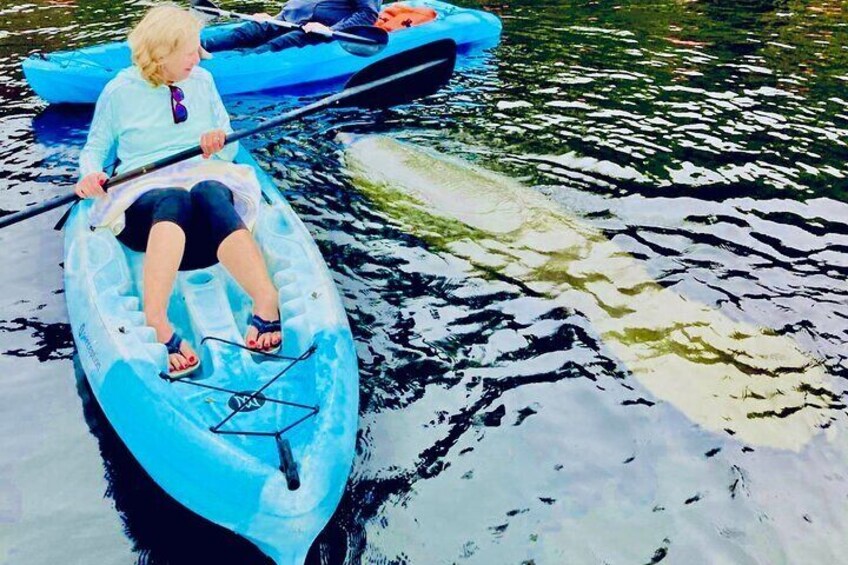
[79,65,237,178]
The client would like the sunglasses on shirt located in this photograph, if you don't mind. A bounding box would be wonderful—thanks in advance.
[169,85,188,124]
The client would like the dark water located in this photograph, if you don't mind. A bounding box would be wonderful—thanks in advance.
[1,0,847,563]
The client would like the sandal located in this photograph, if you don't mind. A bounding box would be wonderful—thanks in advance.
[164,332,201,379]
[246,313,282,355]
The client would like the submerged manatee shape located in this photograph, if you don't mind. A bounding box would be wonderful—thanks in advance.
[339,133,837,451]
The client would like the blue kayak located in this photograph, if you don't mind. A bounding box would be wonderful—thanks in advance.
[23,0,502,104]
[64,149,359,564]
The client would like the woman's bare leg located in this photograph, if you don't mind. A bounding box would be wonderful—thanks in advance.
[217,228,281,350]
[144,221,197,372]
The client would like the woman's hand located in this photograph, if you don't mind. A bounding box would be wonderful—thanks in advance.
[303,22,332,36]
[74,172,108,199]
[200,129,227,159]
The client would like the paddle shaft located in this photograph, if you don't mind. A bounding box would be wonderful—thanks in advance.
[0,57,447,229]
[196,5,379,45]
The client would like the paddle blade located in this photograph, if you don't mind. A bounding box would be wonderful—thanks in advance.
[190,0,221,10]
[190,0,221,24]
[336,26,389,57]
[341,39,457,108]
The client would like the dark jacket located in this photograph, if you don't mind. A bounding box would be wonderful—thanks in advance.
[280,0,380,31]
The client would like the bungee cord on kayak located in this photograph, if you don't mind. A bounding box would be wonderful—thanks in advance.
[159,339,319,491]
[37,52,115,73]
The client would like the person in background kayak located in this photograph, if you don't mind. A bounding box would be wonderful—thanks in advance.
[201,0,380,53]
[75,5,282,377]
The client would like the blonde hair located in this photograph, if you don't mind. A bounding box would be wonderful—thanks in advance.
[128,5,205,87]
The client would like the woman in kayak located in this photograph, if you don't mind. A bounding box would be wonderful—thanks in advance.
[75,5,281,377]
[201,0,380,53]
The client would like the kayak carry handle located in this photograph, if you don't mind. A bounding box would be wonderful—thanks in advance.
[276,436,301,491]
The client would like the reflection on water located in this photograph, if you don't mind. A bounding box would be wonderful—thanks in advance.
[1,0,847,563]
[71,358,270,565]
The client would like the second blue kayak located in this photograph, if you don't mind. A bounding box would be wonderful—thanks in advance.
[23,0,502,104]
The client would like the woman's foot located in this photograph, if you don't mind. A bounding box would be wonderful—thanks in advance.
[245,299,282,353]
[151,320,199,376]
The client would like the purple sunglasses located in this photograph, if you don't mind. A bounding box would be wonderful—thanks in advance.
[169,85,188,124]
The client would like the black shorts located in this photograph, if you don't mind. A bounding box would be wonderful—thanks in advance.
[117,180,246,271]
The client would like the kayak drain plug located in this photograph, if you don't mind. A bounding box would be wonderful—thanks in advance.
[276,435,300,491]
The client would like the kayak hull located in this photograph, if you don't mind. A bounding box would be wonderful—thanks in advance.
[24,0,502,104]
[64,149,358,564]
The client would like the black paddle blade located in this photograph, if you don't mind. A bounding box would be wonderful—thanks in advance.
[341,39,457,108]
[190,0,221,23]
[190,0,220,10]
[336,26,389,57]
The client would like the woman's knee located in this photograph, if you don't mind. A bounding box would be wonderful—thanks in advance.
[150,188,191,229]
[191,181,245,245]
[191,180,233,209]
